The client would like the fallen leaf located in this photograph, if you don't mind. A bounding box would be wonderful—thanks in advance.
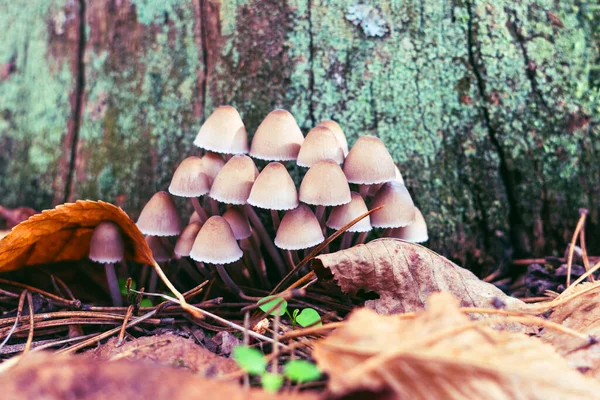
[313,239,522,314]
[313,292,600,399]
[0,200,154,272]
[0,352,319,400]
[91,333,238,377]
[528,282,600,378]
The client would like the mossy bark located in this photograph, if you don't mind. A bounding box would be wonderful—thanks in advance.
[0,0,598,271]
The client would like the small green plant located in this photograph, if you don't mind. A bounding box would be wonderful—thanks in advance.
[232,345,321,392]
[257,296,322,329]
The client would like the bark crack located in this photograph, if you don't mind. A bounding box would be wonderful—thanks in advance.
[466,1,525,256]
[307,0,315,126]
[199,0,209,119]
[64,0,87,203]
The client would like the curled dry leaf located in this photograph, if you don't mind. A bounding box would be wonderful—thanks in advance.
[0,200,154,272]
[313,238,522,314]
[91,334,238,377]
[313,292,600,399]
[527,282,600,378]
[0,352,319,400]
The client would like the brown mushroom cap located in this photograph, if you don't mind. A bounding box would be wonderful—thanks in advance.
[190,216,243,264]
[247,162,299,210]
[274,204,324,250]
[168,156,210,198]
[249,109,304,161]
[389,207,428,243]
[296,126,344,167]
[326,192,371,233]
[193,106,248,154]
[146,236,174,262]
[200,152,226,185]
[222,208,252,240]
[299,159,351,206]
[370,181,416,228]
[343,136,396,184]
[209,155,259,205]
[137,191,183,236]
[317,120,349,156]
[174,222,203,258]
[89,221,124,263]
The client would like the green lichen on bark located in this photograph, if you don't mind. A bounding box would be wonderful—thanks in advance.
[74,0,203,214]
[0,1,75,209]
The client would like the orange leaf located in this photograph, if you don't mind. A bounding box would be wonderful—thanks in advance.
[0,200,154,272]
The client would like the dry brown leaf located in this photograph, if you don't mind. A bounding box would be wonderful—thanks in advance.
[313,292,600,399]
[0,200,153,272]
[526,282,600,378]
[0,352,320,400]
[313,238,522,314]
[90,334,238,377]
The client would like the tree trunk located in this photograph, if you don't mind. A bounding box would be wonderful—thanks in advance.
[0,0,598,272]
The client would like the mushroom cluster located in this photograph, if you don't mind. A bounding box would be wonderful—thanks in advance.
[132,106,429,297]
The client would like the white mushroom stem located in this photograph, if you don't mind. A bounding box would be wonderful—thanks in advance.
[190,198,209,223]
[340,231,354,249]
[315,205,326,225]
[104,263,122,307]
[270,209,281,231]
[283,250,296,271]
[245,205,287,278]
[356,231,369,245]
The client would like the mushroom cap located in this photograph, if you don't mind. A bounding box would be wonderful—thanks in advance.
[146,236,174,262]
[299,159,351,206]
[343,136,396,184]
[249,109,304,161]
[317,120,349,156]
[174,222,203,258]
[137,191,183,236]
[200,152,226,185]
[89,221,124,263]
[193,106,248,154]
[190,216,243,264]
[275,204,324,250]
[326,192,372,233]
[370,181,416,228]
[296,126,344,167]
[389,207,428,243]
[367,165,405,196]
[222,207,252,240]
[209,155,259,205]
[247,162,299,210]
[168,156,210,198]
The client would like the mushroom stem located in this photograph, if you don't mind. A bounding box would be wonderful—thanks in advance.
[209,198,220,216]
[315,205,326,225]
[382,227,394,237]
[359,184,370,198]
[149,267,159,293]
[179,258,205,282]
[190,198,209,223]
[340,231,354,249]
[356,231,369,245]
[248,232,270,288]
[283,250,296,271]
[270,209,281,231]
[215,264,244,299]
[241,238,269,288]
[245,205,287,278]
[104,263,122,306]
[194,260,212,278]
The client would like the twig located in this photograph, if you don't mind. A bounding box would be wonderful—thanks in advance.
[23,291,34,353]
[566,209,588,287]
[0,278,79,308]
[0,290,28,350]
[117,305,134,346]
[580,225,594,282]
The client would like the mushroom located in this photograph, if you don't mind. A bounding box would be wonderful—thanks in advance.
[343,135,396,197]
[193,105,248,155]
[296,126,344,167]
[317,120,349,156]
[275,204,325,266]
[369,181,416,239]
[174,222,211,279]
[89,221,125,306]
[200,152,226,215]
[368,165,405,196]
[168,156,210,222]
[249,109,304,162]
[326,192,372,249]
[388,207,428,243]
[299,159,351,223]
[190,216,246,298]
[145,235,175,292]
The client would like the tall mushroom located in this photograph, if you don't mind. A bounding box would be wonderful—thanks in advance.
[343,135,396,197]
[326,192,372,249]
[275,204,325,265]
[89,221,125,306]
[168,156,210,222]
[369,181,416,239]
[296,126,344,168]
[249,109,304,162]
[193,105,248,155]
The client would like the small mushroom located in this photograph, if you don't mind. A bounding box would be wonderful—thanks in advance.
[343,136,396,197]
[168,156,210,222]
[89,221,124,306]
[369,181,416,238]
[296,126,344,167]
[249,109,304,161]
[275,204,325,267]
[145,235,175,293]
[209,154,258,205]
[389,207,428,243]
[317,120,349,156]
[193,105,248,155]
[327,192,372,249]
[137,191,183,237]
